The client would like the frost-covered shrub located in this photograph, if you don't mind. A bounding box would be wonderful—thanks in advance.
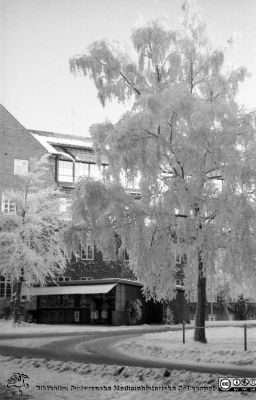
[126,298,142,325]
[163,306,174,325]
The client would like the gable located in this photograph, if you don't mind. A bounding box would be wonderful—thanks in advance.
[0,105,47,158]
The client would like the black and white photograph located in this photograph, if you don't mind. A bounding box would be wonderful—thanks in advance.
[0,0,256,398]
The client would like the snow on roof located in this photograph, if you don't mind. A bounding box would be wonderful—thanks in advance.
[30,130,93,152]
[30,129,92,145]
[21,283,117,296]
[30,129,95,161]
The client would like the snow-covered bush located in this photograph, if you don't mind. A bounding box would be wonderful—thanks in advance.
[126,298,142,325]
[163,305,174,325]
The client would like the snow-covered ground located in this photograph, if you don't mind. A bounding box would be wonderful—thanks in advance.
[0,320,169,335]
[115,324,256,367]
[1,320,256,399]
[0,318,255,335]
[0,355,250,400]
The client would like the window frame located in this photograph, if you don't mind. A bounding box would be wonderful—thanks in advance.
[89,163,105,180]
[13,159,29,176]
[0,276,13,298]
[1,195,16,215]
[115,284,126,311]
[57,276,71,282]
[79,242,94,261]
[79,277,93,281]
[189,290,197,303]
[124,250,130,262]
[57,159,74,183]
[57,160,108,183]
[74,162,89,182]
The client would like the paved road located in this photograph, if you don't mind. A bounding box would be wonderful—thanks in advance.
[0,326,256,377]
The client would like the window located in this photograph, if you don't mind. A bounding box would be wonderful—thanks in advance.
[115,284,126,311]
[59,198,72,221]
[80,277,93,281]
[0,276,13,298]
[207,289,218,303]
[175,249,182,264]
[120,169,140,189]
[1,195,16,215]
[175,279,183,287]
[63,295,74,307]
[75,162,89,181]
[124,250,130,262]
[79,242,94,261]
[89,163,103,179]
[57,276,71,282]
[102,253,110,262]
[59,161,106,183]
[189,290,197,303]
[14,159,29,176]
[58,160,73,182]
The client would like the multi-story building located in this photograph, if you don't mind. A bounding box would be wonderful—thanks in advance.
[0,104,189,325]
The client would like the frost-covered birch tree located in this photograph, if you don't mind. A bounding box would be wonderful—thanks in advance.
[70,1,256,342]
[0,157,67,322]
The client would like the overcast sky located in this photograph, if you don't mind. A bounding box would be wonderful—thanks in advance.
[1,0,256,136]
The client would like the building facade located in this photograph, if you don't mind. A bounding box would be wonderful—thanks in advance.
[0,104,189,325]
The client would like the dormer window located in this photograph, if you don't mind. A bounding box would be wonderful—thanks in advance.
[57,159,106,183]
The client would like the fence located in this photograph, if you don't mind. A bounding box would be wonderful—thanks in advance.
[181,322,256,351]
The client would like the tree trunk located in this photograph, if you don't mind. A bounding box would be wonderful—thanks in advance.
[194,257,207,343]
[13,278,23,324]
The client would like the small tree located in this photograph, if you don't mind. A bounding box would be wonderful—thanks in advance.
[233,295,248,320]
[163,305,174,325]
[126,298,142,325]
[70,1,256,342]
[0,156,67,323]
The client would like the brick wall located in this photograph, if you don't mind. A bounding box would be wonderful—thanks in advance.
[0,104,135,285]
[62,251,135,280]
[0,105,52,192]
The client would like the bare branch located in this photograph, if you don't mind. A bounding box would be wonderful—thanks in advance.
[119,71,141,96]
[207,175,224,181]
[150,225,157,247]
[141,128,158,138]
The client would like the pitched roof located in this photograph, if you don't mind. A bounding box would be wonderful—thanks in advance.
[30,129,93,149]
[29,129,97,162]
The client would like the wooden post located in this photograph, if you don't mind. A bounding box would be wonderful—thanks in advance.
[183,321,185,344]
[244,323,247,351]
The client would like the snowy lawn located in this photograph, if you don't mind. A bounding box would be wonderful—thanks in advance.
[0,355,249,400]
[0,319,169,335]
[0,318,255,336]
[115,324,256,367]
[0,321,256,399]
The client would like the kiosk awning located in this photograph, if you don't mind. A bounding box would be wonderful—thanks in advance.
[21,283,117,297]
